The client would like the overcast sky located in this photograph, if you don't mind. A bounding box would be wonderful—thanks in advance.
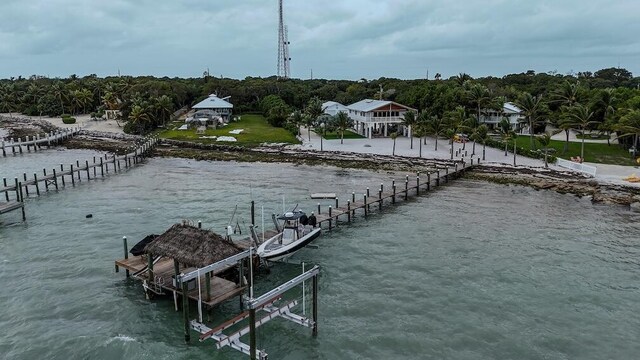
[0,0,638,80]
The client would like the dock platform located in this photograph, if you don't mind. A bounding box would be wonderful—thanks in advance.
[115,256,245,307]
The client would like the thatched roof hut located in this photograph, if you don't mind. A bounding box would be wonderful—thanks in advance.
[144,223,243,268]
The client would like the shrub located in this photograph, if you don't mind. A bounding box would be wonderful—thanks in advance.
[62,117,76,124]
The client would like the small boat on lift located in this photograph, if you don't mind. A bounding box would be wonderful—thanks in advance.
[257,210,321,262]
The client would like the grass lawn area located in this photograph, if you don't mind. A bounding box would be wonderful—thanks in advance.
[514,135,635,166]
[158,114,300,146]
[320,130,365,140]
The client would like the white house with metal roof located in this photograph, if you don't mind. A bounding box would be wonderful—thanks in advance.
[346,99,417,139]
[479,102,524,130]
[192,94,233,121]
[322,101,349,117]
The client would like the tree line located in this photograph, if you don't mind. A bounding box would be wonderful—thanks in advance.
[0,69,638,151]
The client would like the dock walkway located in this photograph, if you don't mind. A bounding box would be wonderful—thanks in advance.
[1,127,80,157]
[0,137,157,221]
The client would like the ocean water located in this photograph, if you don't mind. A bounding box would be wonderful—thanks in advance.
[1,149,639,359]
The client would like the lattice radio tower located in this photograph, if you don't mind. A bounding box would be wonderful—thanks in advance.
[277,0,290,79]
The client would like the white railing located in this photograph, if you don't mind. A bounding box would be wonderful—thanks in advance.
[556,158,597,176]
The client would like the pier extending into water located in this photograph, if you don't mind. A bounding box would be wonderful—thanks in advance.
[1,127,80,157]
[0,137,157,221]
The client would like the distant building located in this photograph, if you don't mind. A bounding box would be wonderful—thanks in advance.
[479,102,524,130]
[346,99,417,138]
[322,101,349,116]
[191,94,233,122]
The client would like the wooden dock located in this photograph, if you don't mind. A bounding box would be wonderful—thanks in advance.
[0,137,158,221]
[310,159,476,229]
[1,127,80,157]
[115,256,245,307]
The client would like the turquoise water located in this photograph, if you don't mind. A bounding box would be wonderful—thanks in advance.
[1,150,640,359]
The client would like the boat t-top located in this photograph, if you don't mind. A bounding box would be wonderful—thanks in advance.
[257,210,321,262]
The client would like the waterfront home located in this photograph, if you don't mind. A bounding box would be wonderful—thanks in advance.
[346,99,417,138]
[192,94,234,122]
[322,101,349,117]
[479,102,524,131]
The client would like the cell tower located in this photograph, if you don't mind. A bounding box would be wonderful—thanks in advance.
[277,0,290,79]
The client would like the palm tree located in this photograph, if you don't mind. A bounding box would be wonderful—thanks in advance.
[514,92,544,150]
[497,117,512,156]
[390,132,398,156]
[444,106,471,156]
[426,115,446,151]
[413,116,428,157]
[568,104,598,160]
[154,95,174,127]
[536,132,553,168]
[129,105,151,134]
[305,97,324,141]
[401,111,418,149]
[616,109,640,158]
[467,84,490,126]
[594,89,617,145]
[553,81,582,152]
[472,124,489,160]
[288,110,304,136]
[334,111,354,144]
[466,116,479,155]
[51,81,68,115]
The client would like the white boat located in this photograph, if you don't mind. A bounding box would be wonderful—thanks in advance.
[257,211,321,262]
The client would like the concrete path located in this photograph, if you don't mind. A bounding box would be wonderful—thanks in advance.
[291,128,640,188]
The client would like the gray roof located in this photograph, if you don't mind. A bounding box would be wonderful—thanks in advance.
[347,99,415,112]
[193,94,233,109]
[503,102,522,114]
[322,101,348,110]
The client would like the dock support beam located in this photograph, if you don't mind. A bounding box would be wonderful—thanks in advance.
[251,200,255,226]
[312,273,318,337]
[122,236,129,277]
[183,281,191,343]
[249,309,257,360]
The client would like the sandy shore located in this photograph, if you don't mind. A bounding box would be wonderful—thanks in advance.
[291,127,640,188]
[0,113,124,134]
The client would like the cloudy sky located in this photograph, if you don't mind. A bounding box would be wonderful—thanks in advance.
[0,0,638,80]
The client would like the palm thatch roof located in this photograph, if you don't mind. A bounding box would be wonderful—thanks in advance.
[144,223,243,268]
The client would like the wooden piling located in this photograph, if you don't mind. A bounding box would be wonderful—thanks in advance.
[33,174,40,196]
[183,281,191,343]
[86,160,91,180]
[70,165,75,186]
[392,181,396,204]
[312,274,318,337]
[205,272,211,302]
[250,200,255,225]
[123,236,129,277]
[3,178,8,201]
[328,206,332,230]
[416,176,420,196]
[23,173,29,197]
[378,188,382,210]
[43,169,49,192]
[404,180,408,201]
[249,309,256,359]
[347,201,351,223]
[53,168,59,190]
[364,194,368,217]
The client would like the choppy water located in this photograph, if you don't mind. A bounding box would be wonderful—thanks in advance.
[1,149,640,359]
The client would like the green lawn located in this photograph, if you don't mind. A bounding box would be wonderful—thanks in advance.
[321,130,365,140]
[158,114,300,146]
[514,135,635,165]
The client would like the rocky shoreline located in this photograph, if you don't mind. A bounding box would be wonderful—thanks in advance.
[3,117,640,209]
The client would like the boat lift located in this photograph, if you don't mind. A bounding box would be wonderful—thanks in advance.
[176,256,320,360]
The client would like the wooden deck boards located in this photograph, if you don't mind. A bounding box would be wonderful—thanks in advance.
[0,201,23,214]
[115,255,245,307]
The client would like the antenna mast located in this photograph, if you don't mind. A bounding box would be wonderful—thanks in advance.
[277,0,290,79]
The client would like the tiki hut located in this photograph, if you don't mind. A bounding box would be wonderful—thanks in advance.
[144,223,243,268]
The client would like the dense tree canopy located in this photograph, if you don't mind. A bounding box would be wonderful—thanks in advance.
[0,68,638,144]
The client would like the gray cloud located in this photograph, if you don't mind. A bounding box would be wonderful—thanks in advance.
[0,0,638,79]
